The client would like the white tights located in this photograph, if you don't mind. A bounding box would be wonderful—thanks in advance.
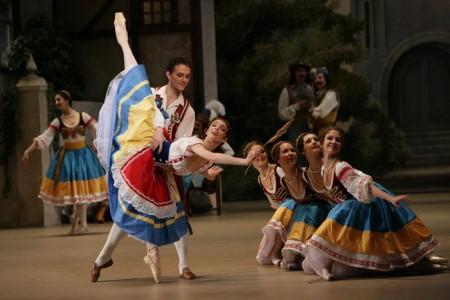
[95,223,126,265]
[95,223,190,274]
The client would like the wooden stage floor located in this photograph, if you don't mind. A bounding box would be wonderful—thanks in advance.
[1,200,449,300]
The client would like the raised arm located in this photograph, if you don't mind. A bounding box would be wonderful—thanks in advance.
[190,143,255,166]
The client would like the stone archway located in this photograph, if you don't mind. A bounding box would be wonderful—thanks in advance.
[387,42,450,165]
[388,42,450,130]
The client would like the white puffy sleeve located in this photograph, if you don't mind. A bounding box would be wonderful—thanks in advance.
[335,161,374,203]
[312,90,338,119]
[34,118,59,150]
[178,136,203,155]
[220,142,235,156]
[278,87,297,121]
[154,107,165,128]
[82,112,98,136]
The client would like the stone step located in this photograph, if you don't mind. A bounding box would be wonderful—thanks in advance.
[405,136,450,147]
[378,164,450,193]
[406,152,450,166]
[406,144,450,155]
[404,128,450,139]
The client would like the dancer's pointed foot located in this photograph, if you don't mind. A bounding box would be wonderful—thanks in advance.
[68,227,79,236]
[68,225,89,235]
[143,248,161,283]
[409,259,448,274]
[114,12,128,47]
[91,259,113,282]
[281,249,302,271]
[321,268,335,281]
[425,254,448,265]
[180,267,196,280]
[77,226,89,235]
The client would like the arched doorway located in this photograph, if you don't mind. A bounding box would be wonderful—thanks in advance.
[388,42,450,165]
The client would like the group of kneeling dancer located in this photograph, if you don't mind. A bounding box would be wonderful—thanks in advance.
[89,12,447,284]
[248,130,447,280]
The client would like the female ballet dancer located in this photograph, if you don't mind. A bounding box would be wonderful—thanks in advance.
[92,12,256,284]
[302,127,447,280]
[21,90,108,235]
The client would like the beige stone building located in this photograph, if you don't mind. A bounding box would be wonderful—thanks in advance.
[0,0,218,106]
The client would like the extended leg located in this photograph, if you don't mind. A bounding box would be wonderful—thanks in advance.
[114,12,137,70]
[91,223,126,282]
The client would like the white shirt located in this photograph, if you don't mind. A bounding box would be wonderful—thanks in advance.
[153,85,195,140]
[312,90,339,119]
[169,136,213,176]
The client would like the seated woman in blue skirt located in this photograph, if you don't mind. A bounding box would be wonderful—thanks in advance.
[302,127,447,280]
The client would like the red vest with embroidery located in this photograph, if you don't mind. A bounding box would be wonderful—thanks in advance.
[155,88,191,142]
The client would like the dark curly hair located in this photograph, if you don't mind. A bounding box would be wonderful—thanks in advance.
[166,57,192,73]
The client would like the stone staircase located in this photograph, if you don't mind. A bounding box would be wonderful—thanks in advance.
[377,129,450,193]
[403,129,450,166]
[378,164,450,193]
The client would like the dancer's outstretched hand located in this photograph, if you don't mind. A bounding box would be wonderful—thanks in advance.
[387,194,408,207]
[206,166,223,180]
[20,151,30,167]
[244,149,258,165]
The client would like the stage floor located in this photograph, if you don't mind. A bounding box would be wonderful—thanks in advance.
[1,200,449,300]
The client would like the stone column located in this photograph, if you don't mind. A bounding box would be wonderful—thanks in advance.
[15,55,58,227]
[200,0,218,104]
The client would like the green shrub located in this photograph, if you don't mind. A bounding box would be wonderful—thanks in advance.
[216,0,408,200]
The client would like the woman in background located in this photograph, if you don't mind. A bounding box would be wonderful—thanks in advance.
[21,90,108,235]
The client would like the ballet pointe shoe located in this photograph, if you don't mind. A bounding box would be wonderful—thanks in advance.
[69,226,89,236]
[143,248,161,283]
[114,12,128,46]
[424,254,448,265]
[68,215,80,235]
[407,259,448,274]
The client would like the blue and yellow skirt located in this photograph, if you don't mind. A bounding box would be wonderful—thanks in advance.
[307,184,439,271]
[39,142,108,205]
[99,64,188,246]
[279,199,332,253]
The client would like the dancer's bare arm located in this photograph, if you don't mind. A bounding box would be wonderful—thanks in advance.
[190,144,256,166]
[370,184,408,207]
[20,140,38,166]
